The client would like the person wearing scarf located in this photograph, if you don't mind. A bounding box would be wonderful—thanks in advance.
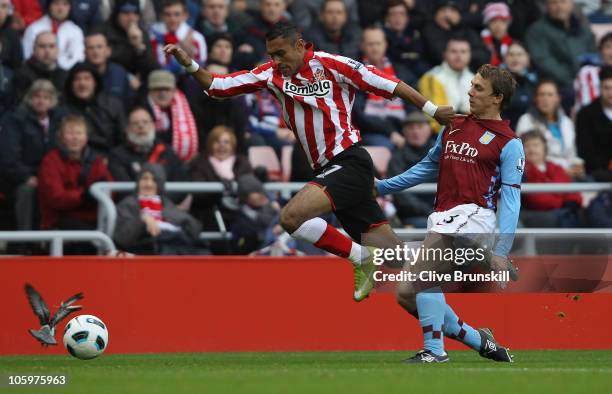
[114,163,202,254]
[481,3,513,66]
[145,69,199,161]
[149,0,207,74]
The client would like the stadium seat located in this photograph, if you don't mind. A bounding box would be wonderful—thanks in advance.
[248,146,283,181]
[364,146,392,178]
[281,145,294,181]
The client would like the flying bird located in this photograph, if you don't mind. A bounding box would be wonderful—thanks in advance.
[24,283,84,346]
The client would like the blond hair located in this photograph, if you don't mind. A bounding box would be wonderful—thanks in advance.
[23,79,59,109]
[206,125,237,157]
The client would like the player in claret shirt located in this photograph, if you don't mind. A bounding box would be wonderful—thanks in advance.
[164,21,458,301]
[377,64,525,363]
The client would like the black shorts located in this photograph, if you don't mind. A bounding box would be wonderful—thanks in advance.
[309,145,387,242]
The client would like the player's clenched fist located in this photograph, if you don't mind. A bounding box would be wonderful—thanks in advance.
[434,105,462,126]
[163,44,191,67]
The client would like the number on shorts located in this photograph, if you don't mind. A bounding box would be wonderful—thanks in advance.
[316,164,342,179]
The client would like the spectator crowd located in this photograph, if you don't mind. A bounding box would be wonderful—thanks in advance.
[0,0,611,255]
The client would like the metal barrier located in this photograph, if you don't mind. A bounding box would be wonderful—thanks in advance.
[90,181,307,237]
[91,181,612,240]
[0,231,116,256]
[392,228,612,256]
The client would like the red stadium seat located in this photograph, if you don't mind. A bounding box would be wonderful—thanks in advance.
[248,146,283,181]
[364,146,391,178]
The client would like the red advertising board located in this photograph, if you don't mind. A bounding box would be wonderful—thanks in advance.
[2,256,611,355]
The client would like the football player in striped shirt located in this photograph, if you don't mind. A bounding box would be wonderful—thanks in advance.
[164,21,458,302]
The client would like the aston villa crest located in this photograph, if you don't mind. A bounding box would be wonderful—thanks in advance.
[479,131,496,145]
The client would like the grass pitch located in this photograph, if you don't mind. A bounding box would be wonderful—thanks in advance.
[1,350,611,394]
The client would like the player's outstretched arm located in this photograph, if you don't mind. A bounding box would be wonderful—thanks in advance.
[163,44,213,89]
[393,81,460,126]
[322,55,459,125]
[376,130,443,196]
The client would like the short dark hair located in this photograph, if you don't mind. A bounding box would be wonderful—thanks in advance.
[265,21,300,43]
[321,0,346,13]
[384,0,410,18]
[160,0,186,11]
[600,66,612,82]
[446,36,471,50]
[599,32,612,50]
[85,29,108,42]
[477,64,517,111]
[128,104,155,120]
[507,40,527,51]
[535,79,560,95]
[362,25,385,39]
[208,32,234,48]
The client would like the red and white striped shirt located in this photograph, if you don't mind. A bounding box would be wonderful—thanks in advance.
[206,44,400,169]
[574,65,601,109]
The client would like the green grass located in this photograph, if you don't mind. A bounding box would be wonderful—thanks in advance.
[1,351,611,394]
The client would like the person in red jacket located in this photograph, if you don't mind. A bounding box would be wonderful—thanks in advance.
[10,0,43,32]
[38,114,113,231]
[520,129,582,227]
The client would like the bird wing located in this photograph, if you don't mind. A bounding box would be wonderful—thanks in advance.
[61,292,84,307]
[49,292,84,328]
[24,283,50,326]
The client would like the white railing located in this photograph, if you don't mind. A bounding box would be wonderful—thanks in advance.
[90,181,306,236]
[0,231,116,256]
[90,181,611,243]
[393,228,612,256]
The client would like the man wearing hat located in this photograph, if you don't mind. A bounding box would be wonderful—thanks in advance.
[144,69,199,162]
[22,0,84,70]
[386,112,436,227]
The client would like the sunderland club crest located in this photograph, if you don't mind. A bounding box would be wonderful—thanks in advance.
[313,68,325,82]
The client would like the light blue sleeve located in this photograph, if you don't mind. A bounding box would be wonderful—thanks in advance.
[493,138,525,257]
[376,130,443,196]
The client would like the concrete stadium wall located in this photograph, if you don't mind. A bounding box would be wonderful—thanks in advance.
[2,256,612,355]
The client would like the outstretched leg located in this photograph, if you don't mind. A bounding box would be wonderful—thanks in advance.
[396,233,513,362]
[396,233,453,362]
[280,183,370,264]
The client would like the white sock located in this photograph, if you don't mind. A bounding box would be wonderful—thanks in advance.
[290,217,327,243]
[349,244,369,265]
[292,218,368,265]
